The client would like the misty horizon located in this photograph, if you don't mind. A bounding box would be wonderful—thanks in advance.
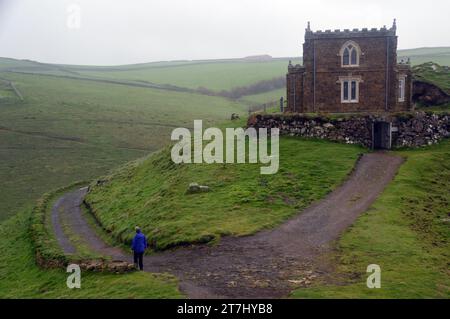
[1,0,449,66]
[2,46,450,67]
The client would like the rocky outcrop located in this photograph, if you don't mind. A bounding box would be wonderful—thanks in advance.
[247,112,449,149]
[413,80,450,106]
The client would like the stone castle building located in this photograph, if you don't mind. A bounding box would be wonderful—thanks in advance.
[286,20,412,113]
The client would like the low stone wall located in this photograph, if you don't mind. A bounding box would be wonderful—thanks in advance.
[30,183,135,273]
[247,112,449,149]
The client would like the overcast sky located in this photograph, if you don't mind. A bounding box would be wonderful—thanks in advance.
[0,0,449,65]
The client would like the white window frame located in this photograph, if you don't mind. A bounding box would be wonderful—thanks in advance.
[398,75,406,102]
[339,41,362,68]
[338,76,362,103]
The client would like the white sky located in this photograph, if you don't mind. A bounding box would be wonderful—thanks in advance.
[0,0,449,65]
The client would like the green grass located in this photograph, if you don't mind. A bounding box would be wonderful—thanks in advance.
[399,47,450,66]
[85,136,364,249]
[73,60,291,91]
[240,88,286,105]
[0,209,183,298]
[291,140,450,298]
[0,80,16,100]
[412,62,450,94]
[0,72,246,221]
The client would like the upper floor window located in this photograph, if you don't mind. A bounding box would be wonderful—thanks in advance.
[340,41,361,67]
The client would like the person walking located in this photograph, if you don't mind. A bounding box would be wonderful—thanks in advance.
[131,226,147,270]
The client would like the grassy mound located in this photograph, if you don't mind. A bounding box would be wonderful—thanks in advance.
[0,210,183,298]
[292,139,450,298]
[413,62,450,94]
[85,137,364,250]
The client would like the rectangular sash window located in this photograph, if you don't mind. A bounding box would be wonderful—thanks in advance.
[341,79,359,103]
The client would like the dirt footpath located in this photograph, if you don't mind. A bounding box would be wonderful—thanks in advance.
[52,152,403,298]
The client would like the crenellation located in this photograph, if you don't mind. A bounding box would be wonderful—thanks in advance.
[305,24,397,40]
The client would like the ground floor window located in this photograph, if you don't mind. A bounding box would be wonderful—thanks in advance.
[398,75,406,102]
[340,78,360,103]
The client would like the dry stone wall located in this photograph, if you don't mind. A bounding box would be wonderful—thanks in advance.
[247,112,449,149]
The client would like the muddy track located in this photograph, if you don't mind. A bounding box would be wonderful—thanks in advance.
[51,152,403,298]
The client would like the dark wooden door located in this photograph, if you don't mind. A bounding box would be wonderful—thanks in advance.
[373,122,391,149]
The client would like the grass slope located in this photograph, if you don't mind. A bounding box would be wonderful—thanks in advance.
[413,62,450,94]
[239,88,286,106]
[0,72,246,221]
[86,134,364,249]
[72,60,292,91]
[399,47,450,66]
[292,140,450,298]
[0,210,183,298]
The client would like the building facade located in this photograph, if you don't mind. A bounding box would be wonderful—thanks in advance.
[286,20,412,113]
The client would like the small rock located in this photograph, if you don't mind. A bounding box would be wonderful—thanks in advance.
[231,113,240,120]
[187,183,210,194]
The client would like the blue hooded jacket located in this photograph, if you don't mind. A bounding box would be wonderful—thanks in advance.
[131,231,147,253]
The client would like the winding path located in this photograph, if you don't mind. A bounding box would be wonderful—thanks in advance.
[52,152,403,298]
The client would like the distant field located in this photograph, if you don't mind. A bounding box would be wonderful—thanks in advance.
[0,71,245,221]
[398,47,450,66]
[64,59,293,92]
[240,88,286,106]
[0,57,294,92]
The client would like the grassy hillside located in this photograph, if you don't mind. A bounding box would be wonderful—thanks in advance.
[71,60,292,91]
[1,57,294,92]
[0,209,182,298]
[0,72,246,221]
[0,46,449,300]
[292,140,450,298]
[85,131,364,249]
[398,47,450,66]
[239,88,286,106]
[412,62,450,94]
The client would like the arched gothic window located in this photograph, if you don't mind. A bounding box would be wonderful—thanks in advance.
[340,41,361,67]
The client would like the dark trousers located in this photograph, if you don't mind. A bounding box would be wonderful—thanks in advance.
[133,252,144,270]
